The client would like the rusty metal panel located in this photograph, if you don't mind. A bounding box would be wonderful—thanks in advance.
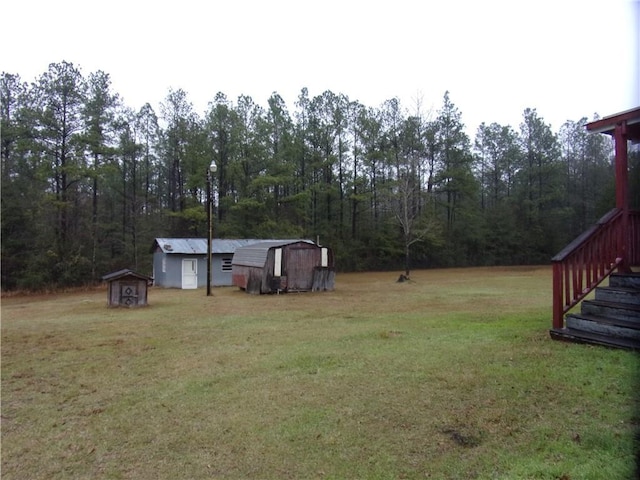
[232,266,252,289]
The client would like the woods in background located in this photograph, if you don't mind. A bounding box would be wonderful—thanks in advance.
[2,62,637,290]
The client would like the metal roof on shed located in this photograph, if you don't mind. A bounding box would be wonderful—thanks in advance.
[231,240,314,267]
[153,238,262,255]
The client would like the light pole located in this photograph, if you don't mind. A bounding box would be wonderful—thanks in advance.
[206,161,217,296]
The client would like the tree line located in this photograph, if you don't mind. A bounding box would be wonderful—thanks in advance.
[2,61,635,290]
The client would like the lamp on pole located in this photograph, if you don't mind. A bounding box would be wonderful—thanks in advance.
[206,161,217,296]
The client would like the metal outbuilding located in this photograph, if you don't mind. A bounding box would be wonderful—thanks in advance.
[232,240,335,294]
[102,269,152,307]
[150,238,260,289]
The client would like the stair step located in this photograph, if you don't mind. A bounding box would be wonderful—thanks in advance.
[551,273,640,350]
[580,299,640,322]
[609,272,640,289]
[566,313,640,340]
[549,328,640,350]
[594,286,640,306]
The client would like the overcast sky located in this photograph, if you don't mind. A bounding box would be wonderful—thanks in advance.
[2,0,638,136]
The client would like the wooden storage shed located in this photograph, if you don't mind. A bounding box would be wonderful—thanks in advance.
[232,240,335,294]
[102,269,152,307]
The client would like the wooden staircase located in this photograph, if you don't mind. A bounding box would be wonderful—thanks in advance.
[550,272,640,350]
[551,109,640,350]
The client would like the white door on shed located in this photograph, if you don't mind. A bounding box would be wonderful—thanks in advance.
[182,258,198,289]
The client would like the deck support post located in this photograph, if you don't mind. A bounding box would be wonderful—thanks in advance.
[614,122,630,273]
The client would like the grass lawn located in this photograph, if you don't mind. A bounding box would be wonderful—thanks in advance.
[2,266,638,479]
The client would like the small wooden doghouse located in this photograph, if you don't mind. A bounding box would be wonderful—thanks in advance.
[232,240,335,294]
[102,269,152,307]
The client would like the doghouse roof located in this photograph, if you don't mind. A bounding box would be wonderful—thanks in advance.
[102,269,152,282]
[231,240,316,268]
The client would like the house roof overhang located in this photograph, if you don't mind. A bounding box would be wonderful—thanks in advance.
[586,107,640,141]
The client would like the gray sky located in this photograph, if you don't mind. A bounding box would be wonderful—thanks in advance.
[2,0,638,135]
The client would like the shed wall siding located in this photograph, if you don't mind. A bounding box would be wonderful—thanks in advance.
[167,255,185,288]
[211,256,234,286]
[152,252,168,286]
[284,245,318,291]
[155,252,235,288]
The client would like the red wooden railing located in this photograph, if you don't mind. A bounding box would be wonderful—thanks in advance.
[552,208,640,329]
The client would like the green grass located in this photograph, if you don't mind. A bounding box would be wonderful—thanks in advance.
[2,266,638,479]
